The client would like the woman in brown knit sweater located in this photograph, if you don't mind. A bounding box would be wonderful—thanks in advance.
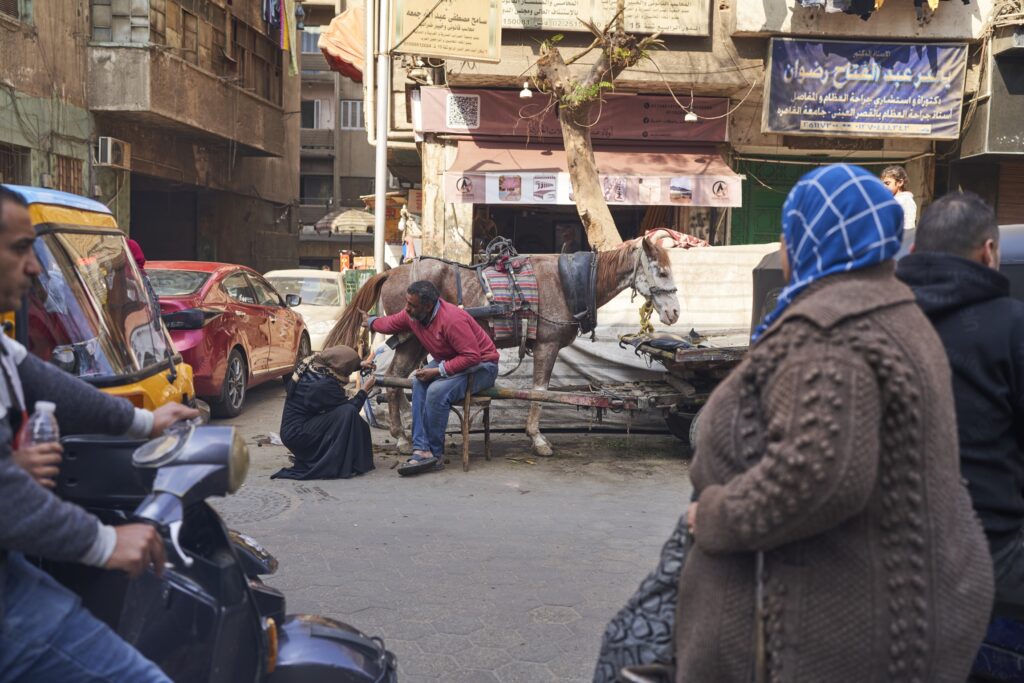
[675,164,993,682]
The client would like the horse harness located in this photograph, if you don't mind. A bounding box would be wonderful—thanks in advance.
[415,238,674,350]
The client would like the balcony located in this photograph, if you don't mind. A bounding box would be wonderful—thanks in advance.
[87,46,286,157]
[301,128,335,151]
[299,201,332,224]
[302,52,330,72]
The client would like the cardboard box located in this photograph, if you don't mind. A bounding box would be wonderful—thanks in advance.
[353,256,375,270]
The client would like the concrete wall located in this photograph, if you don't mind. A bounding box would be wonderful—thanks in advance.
[1,0,89,105]
[89,46,287,157]
[0,0,93,193]
[338,77,374,176]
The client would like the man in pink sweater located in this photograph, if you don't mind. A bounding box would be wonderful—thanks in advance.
[363,281,499,474]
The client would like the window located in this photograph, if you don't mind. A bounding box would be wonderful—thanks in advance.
[54,156,83,195]
[300,175,332,204]
[338,177,374,206]
[181,9,198,64]
[0,143,29,184]
[247,275,283,307]
[340,99,363,130]
[301,29,320,54]
[0,0,25,21]
[266,276,341,307]
[231,19,283,106]
[222,272,257,305]
[299,100,319,129]
[148,269,211,296]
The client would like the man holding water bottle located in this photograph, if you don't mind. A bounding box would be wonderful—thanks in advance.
[0,185,198,681]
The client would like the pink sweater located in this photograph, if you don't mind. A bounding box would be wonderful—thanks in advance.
[370,299,499,376]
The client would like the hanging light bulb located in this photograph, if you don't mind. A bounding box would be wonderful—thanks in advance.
[684,110,699,123]
[519,81,533,99]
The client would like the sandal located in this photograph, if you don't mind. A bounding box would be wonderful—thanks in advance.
[398,452,443,476]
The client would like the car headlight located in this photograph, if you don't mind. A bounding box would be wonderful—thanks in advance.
[228,428,250,493]
[310,319,335,334]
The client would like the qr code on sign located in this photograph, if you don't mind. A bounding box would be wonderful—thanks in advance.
[446,94,481,129]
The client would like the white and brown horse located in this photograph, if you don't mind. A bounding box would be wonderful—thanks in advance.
[324,235,681,456]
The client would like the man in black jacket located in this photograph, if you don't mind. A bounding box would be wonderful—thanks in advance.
[897,191,1024,610]
[0,185,197,680]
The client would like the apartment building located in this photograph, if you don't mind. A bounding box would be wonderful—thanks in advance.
[1,0,300,271]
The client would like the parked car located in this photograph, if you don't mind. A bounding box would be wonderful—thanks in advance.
[148,261,310,417]
[264,268,345,351]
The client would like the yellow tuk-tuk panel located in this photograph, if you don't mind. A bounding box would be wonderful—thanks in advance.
[4,184,196,410]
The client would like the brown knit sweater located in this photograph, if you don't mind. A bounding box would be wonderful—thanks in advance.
[675,263,993,683]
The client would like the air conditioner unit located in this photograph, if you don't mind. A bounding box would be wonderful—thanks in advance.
[95,137,131,170]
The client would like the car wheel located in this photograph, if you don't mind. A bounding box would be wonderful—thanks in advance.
[284,332,312,385]
[664,410,695,460]
[212,348,247,418]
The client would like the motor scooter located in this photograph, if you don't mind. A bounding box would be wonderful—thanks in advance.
[42,421,397,682]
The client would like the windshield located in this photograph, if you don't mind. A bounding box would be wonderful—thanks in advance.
[149,269,210,296]
[28,228,173,380]
[267,276,341,307]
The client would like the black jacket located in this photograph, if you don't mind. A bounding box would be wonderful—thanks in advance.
[897,253,1024,551]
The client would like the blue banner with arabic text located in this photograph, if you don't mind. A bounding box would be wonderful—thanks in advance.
[765,38,968,140]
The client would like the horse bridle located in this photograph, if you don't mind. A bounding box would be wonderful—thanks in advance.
[630,241,678,302]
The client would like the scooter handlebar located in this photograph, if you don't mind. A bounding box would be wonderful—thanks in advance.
[134,491,192,569]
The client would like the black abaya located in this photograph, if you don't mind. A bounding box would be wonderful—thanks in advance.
[272,370,374,480]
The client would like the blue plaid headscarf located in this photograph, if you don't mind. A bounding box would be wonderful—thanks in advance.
[751,164,904,343]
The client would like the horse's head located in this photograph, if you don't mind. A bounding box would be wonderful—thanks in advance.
[633,236,680,326]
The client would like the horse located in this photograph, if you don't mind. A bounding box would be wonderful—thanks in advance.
[324,235,681,457]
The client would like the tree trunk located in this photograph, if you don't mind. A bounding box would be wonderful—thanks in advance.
[560,106,622,251]
[534,2,660,252]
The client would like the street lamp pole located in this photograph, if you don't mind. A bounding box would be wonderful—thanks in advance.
[372,0,390,274]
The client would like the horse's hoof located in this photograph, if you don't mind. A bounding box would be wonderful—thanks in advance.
[396,437,413,455]
[532,441,554,457]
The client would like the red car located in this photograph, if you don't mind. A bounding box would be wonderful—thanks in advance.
[147,261,311,417]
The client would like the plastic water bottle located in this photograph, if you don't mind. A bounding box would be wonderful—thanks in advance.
[23,401,60,447]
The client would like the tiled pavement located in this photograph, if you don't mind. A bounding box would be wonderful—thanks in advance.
[214,383,693,682]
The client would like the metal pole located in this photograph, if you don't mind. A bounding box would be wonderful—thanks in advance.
[373,0,390,274]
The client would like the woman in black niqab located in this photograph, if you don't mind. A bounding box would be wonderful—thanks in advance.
[272,345,375,480]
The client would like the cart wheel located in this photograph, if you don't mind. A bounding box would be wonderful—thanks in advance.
[664,412,692,442]
[688,406,705,453]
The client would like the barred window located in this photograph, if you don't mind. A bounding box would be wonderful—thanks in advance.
[55,155,83,195]
[0,0,22,20]
[0,143,30,185]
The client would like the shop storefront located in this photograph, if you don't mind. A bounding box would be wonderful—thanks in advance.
[414,86,742,255]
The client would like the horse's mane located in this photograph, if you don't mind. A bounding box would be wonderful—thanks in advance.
[323,271,390,351]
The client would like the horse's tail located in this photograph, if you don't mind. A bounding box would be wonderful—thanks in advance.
[323,271,391,350]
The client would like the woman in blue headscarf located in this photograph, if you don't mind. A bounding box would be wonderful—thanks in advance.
[671,165,992,682]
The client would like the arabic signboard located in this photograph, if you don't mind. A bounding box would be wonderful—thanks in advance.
[444,172,741,207]
[764,38,969,139]
[501,0,709,36]
[418,87,729,141]
[392,0,501,63]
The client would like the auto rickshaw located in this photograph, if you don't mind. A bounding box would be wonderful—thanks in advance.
[2,185,194,409]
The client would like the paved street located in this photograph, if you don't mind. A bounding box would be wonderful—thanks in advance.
[212,382,693,682]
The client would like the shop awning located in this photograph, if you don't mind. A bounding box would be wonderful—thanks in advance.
[443,141,743,207]
[319,7,364,83]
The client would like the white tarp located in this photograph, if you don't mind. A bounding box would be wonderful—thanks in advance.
[368,242,779,434]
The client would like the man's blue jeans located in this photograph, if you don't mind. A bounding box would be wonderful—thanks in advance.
[0,553,170,682]
[411,361,499,458]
